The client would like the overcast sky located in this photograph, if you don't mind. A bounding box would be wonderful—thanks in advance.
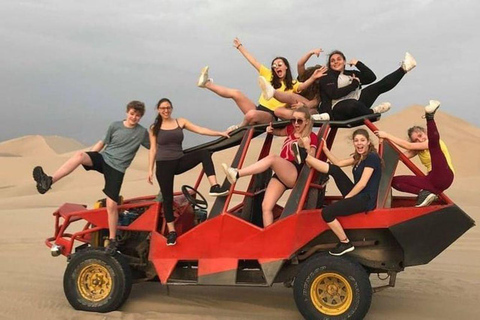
[1,0,479,146]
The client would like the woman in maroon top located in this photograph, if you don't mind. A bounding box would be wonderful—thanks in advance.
[222,106,318,227]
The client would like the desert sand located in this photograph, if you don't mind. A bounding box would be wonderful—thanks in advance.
[0,106,479,320]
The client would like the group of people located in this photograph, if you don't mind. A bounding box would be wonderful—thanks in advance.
[32,38,454,257]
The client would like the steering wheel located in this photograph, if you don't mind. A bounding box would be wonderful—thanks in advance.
[181,185,208,210]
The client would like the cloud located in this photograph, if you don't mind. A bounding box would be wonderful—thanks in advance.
[0,0,479,144]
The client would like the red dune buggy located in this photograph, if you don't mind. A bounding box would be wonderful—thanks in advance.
[46,114,474,319]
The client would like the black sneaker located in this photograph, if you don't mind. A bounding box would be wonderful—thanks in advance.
[329,241,355,256]
[209,184,229,197]
[33,166,53,194]
[292,142,302,164]
[416,189,437,207]
[105,238,118,255]
[166,231,177,246]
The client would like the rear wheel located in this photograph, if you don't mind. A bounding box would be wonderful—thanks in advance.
[293,253,372,320]
[63,248,132,312]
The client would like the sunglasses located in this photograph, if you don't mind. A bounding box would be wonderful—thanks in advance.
[272,63,284,68]
[291,118,306,125]
[159,107,172,111]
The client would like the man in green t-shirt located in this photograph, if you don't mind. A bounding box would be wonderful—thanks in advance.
[33,101,150,254]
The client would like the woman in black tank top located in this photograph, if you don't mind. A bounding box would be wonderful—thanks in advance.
[148,98,230,246]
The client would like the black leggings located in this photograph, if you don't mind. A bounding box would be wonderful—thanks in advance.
[156,149,215,223]
[321,164,370,223]
[332,67,405,120]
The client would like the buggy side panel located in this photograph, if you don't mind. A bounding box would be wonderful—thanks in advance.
[389,205,475,266]
[376,142,400,209]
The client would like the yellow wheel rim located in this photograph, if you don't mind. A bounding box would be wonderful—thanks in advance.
[310,272,353,316]
[77,263,112,302]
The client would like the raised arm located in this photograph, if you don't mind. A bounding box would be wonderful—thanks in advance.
[233,37,262,72]
[349,60,377,85]
[297,48,323,78]
[375,130,428,151]
[147,129,157,185]
[180,118,230,138]
[266,122,288,137]
[322,141,355,167]
[296,66,328,93]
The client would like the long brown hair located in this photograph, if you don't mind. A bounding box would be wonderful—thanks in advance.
[351,128,379,167]
[151,98,172,136]
[298,64,322,100]
[270,57,294,90]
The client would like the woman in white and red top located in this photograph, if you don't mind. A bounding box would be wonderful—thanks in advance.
[222,106,318,227]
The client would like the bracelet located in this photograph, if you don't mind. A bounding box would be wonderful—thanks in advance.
[236,44,243,49]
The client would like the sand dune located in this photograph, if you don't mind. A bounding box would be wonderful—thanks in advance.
[0,106,478,320]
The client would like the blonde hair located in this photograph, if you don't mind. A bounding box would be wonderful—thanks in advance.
[293,106,313,137]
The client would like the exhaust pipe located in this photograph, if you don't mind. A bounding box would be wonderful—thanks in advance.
[50,244,63,257]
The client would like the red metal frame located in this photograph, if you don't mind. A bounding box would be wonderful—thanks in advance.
[47,118,460,283]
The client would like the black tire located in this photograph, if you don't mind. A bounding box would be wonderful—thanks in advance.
[293,253,372,320]
[63,248,132,312]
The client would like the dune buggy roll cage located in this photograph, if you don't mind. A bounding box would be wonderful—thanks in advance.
[183,113,453,225]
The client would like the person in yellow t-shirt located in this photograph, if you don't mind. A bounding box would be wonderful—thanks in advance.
[375,100,454,207]
[259,48,328,120]
[197,38,321,132]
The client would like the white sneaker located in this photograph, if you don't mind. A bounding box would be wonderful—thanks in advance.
[372,102,391,114]
[311,113,330,121]
[222,163,238,184]
[258,76,275,100]
[197,66,210,87]
[402,52,416,72]
[425,100,440,114]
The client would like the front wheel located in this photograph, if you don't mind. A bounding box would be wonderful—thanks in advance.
[63,248,132,312]
[293,253,372,320]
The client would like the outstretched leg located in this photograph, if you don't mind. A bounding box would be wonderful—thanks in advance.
[204,82,256,114]
[33,151,94,194]
[198,66,257,115]
[359,67,406,108]
[52,151,94,183]
[424,101,454,191]
[239,155,297,186]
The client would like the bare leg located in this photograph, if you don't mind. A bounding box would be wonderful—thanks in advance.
[242,109,275,126]
[106,197,119,239]
[166,222,175,232]
[274,107,295,120]
[262,179,287,227]
[273,92,316,119]
[274,90,310,105]
[51,151,93,183]
[327,219,349,242]
[205,82,256,114]
[239,155,297,187]
[305,155,329,173]
[207,175,217,186]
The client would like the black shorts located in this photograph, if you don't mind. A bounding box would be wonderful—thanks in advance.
[272,161,303,189]
[82,152,125,203]
[256,105,278,121]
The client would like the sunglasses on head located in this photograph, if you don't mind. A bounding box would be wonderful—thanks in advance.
[291,118,305,125]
